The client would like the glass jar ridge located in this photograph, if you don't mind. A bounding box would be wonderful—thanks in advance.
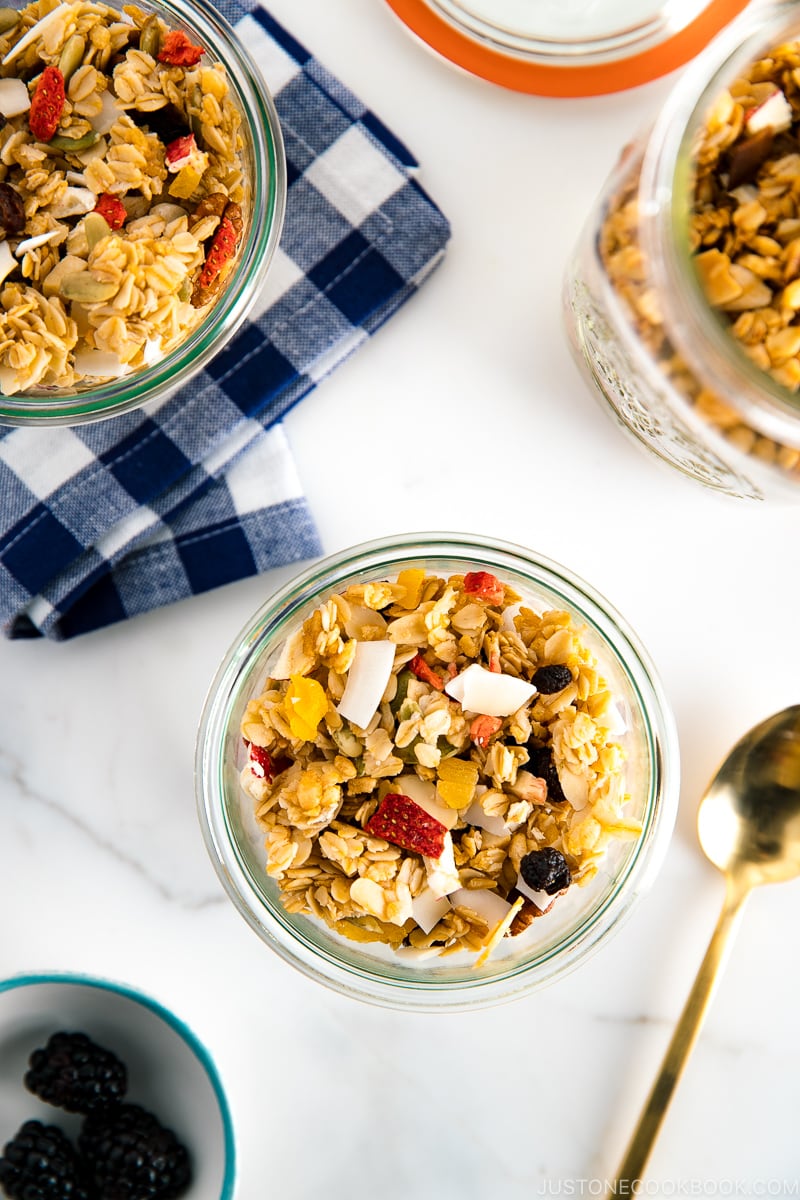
[565,2,800,500]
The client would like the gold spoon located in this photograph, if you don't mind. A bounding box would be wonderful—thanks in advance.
[611,705,800,1189]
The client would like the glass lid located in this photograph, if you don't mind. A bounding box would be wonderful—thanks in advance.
[383,0,752,95]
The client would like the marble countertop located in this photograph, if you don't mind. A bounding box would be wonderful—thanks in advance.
[2,1,800,1195]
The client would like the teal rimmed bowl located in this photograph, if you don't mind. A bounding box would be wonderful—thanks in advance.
[0,972,235,1199]
[196,532,680,1012]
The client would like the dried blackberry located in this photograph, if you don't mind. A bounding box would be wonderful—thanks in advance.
[25,1032,127,1115]
[532,664,573,694]
[525,742,566,803]
[0,1119,91,1200]
[79,1103,191,1200]
[520,847,572,896]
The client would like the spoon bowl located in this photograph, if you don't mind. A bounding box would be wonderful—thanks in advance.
[611,704,800,1190]
[698,705,800,884]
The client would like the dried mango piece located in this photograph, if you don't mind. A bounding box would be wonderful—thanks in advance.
[397,567,425,609]
[436,757,479,810]
[168,163,203,199]
[282,674,327,741]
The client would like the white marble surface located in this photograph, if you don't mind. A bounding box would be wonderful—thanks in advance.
[2,1,800,1195]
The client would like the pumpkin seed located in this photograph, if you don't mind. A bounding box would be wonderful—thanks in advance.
[139,14,160,57]
[57,33,86,82]
[84,211,110,252]
[60,272,118,303]
[48,131,99,152]
[177,277,191,303]
[0,7,19,33]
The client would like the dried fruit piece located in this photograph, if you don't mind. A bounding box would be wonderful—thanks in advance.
[396,567,425,609]
[409,652,444,691]
[93,193,127,231]
[282,674,327,741]
[156,29,204,67]
[366,793,447,858]
[531,664,573,694]
[525,743,567,803]
[197,211,237,288]
[247,742,290,782]
[727,129,774,188]
[28,65,65,142]
[0,182,25,235]
[463,570,505,604]
[519,846,571,896]
[436,756,479,810]
[164,132,196,171]
[469,714,502,747]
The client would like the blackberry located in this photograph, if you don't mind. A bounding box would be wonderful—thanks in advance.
[79,1104,191,1200]
[532,664,573,694]
[25,1032,127,1115]
[520,847,572,896]
[0,1119,92,1200]
[525,743,566,803]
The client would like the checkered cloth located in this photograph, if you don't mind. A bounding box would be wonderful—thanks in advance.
[0,4,450,640]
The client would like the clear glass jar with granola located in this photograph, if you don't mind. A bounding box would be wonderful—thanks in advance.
[196,535,679,1010]
[564,3,800,502]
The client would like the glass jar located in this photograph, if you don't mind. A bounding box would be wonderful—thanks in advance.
[0,0,286,426]
[195,533,679,1011]
[564,2,800,501]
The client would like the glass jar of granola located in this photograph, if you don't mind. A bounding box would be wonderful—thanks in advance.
[195,533,678,1011]
[564,3,800,501]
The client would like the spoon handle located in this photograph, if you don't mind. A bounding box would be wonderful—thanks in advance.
[610,874,751,1190]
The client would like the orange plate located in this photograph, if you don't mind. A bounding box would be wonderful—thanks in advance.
[383,0,751,97]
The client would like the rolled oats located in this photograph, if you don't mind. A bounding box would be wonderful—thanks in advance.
[0,0,248,394]
[240,568,640,963]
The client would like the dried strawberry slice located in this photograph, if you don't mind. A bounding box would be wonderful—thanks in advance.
[164,133,196,171]
[409,652,444,691]
[246,742,289,782]
[365,793,446,858]
[463,571,505,604]
[469,714,502,747]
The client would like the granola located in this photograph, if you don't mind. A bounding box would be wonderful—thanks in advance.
[239,568,641,962]
[599,40,800,480]
[0,0,247,393]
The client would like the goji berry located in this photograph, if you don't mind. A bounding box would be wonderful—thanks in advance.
[463,571,505,604]
[198,214,238,289]
[157,29,204,67]
[469,714,502,747]
[409,652,444,691]
[366,794,446,858]
[94,193,127,230]
[29,66,65,142]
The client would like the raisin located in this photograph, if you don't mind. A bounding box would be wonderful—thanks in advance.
[520,847,571,896]
[532,664,573,694]
[525,742,566,803]
[0,182,25,236]
[129,103,192,147]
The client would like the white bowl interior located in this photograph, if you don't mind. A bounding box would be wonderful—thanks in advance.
[0,977,233,1200]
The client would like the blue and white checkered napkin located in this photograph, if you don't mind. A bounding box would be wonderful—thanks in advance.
[0,4,450,640]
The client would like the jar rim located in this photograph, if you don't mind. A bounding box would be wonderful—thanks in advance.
[640,3,800,446]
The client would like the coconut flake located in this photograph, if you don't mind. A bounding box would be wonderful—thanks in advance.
[423,832,461,899]
[449,887,511,927]
[515,872,558,913]
[336,640,395,729]
[393,774,458,829]
[142,337,163,366]
[460,799,509,837]
[745,88,793,136]
[556,765,590,810]
[411,888,451,935]
[0,78,31,117]
[3,3,74,64]
[73,349,130,379]
[445,662,536,717]
[0,364,21,394]
[14,230,60,256]
[598,701,627,737]
[0,240,16,286]
[90,90,124,136]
